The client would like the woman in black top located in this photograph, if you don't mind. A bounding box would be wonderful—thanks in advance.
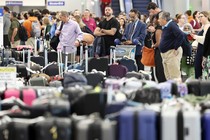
[202,27,210,71]
[149,15,166,83]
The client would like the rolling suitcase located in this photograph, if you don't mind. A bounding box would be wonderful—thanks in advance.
[31,56,45,67]
[107,64,128,78]
[125,71,144,79]
[76,117,116,140]
[183,110,201,140]
[202,110,210,140]
[8,121,31,140]
[118,57,138,72]
[119,107,158,140]
[34,117,71,140]
[161,109,180,140]
[4,88,38,106]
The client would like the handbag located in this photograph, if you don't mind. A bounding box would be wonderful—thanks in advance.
[50,22,64,51]
[141,46,155,67]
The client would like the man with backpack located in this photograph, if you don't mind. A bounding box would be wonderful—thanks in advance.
[23,10,41,48]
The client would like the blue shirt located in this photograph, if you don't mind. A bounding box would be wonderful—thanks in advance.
[159,21,184,53]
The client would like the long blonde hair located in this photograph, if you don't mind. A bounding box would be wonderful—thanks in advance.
[74,15,86,28]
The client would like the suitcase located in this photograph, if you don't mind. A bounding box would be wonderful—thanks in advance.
[118,107,139,140]
[88,57,109,72]
[186,80,200,96]
[118,108,159,140]
[202,110,210,140]
[28,76,48,86]
[76,117,116,140]
[44,63,59,76]
[125,71,144,79]
[4,88,38,106]
[8,121,31,140]
[118,58,138,72]
[71,93,107,117]
[0,116,11,140]
[48,51,58,63]
[183,110,201,140]
[31,56,45,67]
[85,72,104,87]
[34,117,71,140]
[32,98,70,117]
[161,109,180,140]
[107,64,128,78]
[63,72,87,88]
[139,109,158,140]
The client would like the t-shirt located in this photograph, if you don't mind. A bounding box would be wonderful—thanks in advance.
[8,18,20,42]
[98,17,120,55]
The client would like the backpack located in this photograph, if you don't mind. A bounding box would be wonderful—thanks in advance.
[18,22,28,41]
[31,20,41,38]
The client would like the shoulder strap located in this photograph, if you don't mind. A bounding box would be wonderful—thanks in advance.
[59,22,64,31]
[193,19,196,27]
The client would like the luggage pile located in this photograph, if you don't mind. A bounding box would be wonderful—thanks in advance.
[0,41,210,140]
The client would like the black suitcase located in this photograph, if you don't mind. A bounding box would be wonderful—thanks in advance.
[118,58,138,72]
[44,63,59,76]
[8,121,32,140]
[31,56,45,67]
[85,72,104,87]
[88,57,109,72]
[34,117,71,140]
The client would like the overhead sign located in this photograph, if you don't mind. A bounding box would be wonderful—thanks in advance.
[0,8,3,47]
[0,67,17,90]
[0,0,45,6]
[6,1,23,6]
[48,1,65,6]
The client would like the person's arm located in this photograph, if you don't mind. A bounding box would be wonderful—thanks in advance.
[153,29,162,48]
[192,24,210,44]
[11,28,18,44]
[94,27,105,36]
[203,27,210,58]
[134,23,147,44]
[75,24,83,46]
[172,23,184,50]
[100,28,117,36]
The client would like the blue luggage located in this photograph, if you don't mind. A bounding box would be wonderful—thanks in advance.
[118,107,158,140]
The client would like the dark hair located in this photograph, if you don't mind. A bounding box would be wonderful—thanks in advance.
[17,13,21,20]
[185,10,192,16]
[28,10,34,16]
[147,2,158,10]
[11,12,17,18]
[130,9,139,14]
[3,6,10,12]
[42,9,50,15]
[50,12,56,16]
[23,13,28,20]
[193,11,199,19]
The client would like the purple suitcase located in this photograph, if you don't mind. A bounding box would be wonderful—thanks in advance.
[107,64,128,78]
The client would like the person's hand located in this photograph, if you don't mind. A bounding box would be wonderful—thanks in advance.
[190,33,197,39]
[56,31,61,36]
[202,57,207,68]
[74,40,80,47]
[124,40,132,45]
[147,26,156,33]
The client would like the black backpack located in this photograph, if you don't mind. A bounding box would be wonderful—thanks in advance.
[18,22,28,41]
